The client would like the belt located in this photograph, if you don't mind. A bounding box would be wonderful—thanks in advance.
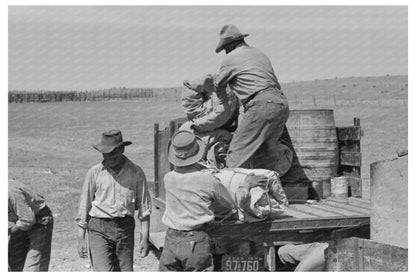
[243,85,283,106]
[92,215,133,222]
[167,224,208,235]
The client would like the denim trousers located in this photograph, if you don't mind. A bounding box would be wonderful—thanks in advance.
[8,206,54,272]
[87,216,135,271]
[226,88,289,170]
[278,242,329,271]
[159,228,214,271]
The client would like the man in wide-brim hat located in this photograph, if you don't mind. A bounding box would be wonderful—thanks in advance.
[158,130,243,271]
[75,129,152,271]
[209,24,290,172]
[159,130,227,271]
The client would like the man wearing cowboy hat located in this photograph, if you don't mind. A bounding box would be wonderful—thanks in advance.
[159,130,266,271]
[75,129,152,271]
[210,24,290,171]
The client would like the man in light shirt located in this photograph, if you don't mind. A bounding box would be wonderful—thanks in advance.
[159,130,265,271]
[8,180,54,271]
[75,129,152,271]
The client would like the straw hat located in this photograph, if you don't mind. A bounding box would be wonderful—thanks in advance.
[92,129,132,154]
[215,24,249,53]
[168,130,205,166]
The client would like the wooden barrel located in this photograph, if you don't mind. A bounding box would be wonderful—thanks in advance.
[286,109,339,187]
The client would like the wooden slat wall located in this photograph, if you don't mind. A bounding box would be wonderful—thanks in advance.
[154,117,187,201]
[325,237,408,271]
[336,118,363,197]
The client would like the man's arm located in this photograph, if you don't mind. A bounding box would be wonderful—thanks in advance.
[77,227,88,258]
[75,168,96,258]
[10,190,36,232]
[137,170,152,258]
[138,215,150,258]
[75,168,95,229]
[191,94,232,132]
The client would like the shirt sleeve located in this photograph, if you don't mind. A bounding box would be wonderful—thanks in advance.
[211,176,235,210]
[10,189,37,231]
[192,94,232,132]
[75,167,96,229]
[214,60,233,95]
[136,170,152,220]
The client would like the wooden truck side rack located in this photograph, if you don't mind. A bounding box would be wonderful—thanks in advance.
[149,116,369,271]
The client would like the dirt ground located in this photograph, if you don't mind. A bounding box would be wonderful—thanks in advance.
[8,75,408,271]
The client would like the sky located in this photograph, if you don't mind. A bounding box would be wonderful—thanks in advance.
[8,5,408,91]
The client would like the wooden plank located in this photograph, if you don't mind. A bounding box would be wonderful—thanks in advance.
[154,123,160,197]
[157,129,171,200]
[346,197,370,208]
[328,197,370,210]
[340,152,361,166]
[339,143,360,152]
[290,204,340,218]
[307,203,359,217]
[338,166,360,177]
[322,199,369,215]
[337,126,362,141]
[149,231,166,250]
[153,197,166,210]
[330,224,370,240]
[345,176,362,198]
[283,209,316,219]
[325,237,408,271]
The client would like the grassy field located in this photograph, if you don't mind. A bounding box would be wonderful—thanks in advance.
[8,75,408,271]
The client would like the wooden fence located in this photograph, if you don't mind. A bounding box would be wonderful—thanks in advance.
[8,88,406,108]
[8,88,181,104]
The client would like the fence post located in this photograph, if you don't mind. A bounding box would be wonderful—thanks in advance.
[313,95,316,106]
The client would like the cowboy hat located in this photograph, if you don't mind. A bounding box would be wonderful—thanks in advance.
[215,24,249,53]
[168,130,205,167]
[92,129,132,153]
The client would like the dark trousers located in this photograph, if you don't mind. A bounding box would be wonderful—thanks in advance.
[87,216,135,272]
[226,89,289,170]
[8,206,54,272]
[159,228,213,271]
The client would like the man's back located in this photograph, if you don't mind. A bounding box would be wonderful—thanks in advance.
[162,168,234,231]
[218,45,281,100]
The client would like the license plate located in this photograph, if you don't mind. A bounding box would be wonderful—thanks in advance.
[221,255,264,271]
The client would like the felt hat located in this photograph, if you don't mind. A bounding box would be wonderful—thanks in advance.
[92,129,132,154]
[215,24,249,53]
[168,130,205,166]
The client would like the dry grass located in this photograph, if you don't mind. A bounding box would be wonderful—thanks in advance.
[8,75,407,271]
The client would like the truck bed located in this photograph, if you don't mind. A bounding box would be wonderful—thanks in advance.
[206,196,370,236]
[150,196,370,250]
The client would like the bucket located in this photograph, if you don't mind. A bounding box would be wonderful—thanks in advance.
[330,177,348,199]
[286,109,339,195]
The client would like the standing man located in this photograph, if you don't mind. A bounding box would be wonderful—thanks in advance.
[159,130,265,271]
[8,180,54,271]
[213,24,290,170]
[75,129,152,271]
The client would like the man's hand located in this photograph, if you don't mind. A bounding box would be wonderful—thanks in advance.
[9,225,21,234]
[77,227,88,259]
[77,239,88,258]
[138,239,150,258]
[243,173,268,189]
